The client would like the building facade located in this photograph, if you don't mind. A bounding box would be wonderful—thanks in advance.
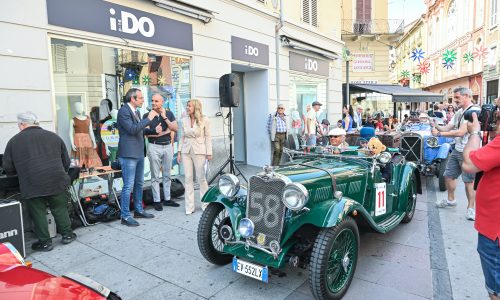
[341,0,403,116]
[422,0,486,104]
[0,0,344,170]
[394,18,429,111]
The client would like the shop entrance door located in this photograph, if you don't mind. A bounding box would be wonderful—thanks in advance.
[233,72,246,163]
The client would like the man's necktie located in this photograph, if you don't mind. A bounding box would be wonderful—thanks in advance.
[135,110,141,121]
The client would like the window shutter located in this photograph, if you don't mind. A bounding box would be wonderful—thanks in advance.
[51,44,67,73]
[311,0,318,27]
[257,0,265,4]
[302,0,310,24]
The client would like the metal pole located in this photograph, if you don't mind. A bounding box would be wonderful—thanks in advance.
[275,0,283,105]
[345,60,350,107]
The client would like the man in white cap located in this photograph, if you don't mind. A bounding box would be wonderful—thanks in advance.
[328,127,349,154]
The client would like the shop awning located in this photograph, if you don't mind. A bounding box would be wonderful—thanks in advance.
[152,0,215,23]
[346,83,444,102]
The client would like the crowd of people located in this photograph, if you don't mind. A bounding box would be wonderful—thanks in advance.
[2,85,498,299]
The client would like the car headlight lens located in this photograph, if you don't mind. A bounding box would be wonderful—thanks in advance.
[283,183,309,210]
[218,174,240,197]
[238,218,254,238]
[426,136,439,148]
[378,152,392,164]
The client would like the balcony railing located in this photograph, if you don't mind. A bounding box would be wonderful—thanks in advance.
[342,19,404,35]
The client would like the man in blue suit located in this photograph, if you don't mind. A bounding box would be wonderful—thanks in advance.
[117,88,159,226]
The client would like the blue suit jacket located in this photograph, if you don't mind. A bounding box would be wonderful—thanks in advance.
[117,104,151,159]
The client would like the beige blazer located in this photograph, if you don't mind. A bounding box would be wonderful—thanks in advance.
[178,116,212,155]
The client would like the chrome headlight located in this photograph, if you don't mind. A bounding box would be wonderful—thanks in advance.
[282,183,309,210]
[218,174,240,197]
[238,218,254,238]
[377,152,392,164]
[426,136,439,148]
[334,191,343,200]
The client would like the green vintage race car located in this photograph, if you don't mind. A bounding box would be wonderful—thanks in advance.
[197,149,422,300]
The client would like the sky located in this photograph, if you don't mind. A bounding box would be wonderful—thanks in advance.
[389,0,427,26]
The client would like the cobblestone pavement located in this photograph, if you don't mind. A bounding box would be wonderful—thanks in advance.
[24,166,485,299]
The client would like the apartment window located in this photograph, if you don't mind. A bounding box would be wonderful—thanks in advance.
[302,0,318,27]
[488,45,497,67]
[356,0,372,21]
[447,0,457,41]
[491,0,498,28]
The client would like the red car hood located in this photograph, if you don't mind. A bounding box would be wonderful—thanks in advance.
[0,264,105,300]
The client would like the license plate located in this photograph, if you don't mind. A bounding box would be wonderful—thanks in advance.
[232,257,268,283]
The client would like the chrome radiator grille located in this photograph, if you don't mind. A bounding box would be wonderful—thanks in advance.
[400,134,422,162]
[247,176,287,248]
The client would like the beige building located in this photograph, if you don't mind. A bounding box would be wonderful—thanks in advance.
[0,0,344,169]
[341,0,403,116]
[422,0,485,104]
[483,0,499,103]
[394,18,429,111]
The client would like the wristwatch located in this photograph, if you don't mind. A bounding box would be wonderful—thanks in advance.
[470,131,481,137]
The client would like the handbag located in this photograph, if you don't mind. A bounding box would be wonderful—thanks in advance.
[170,178,185,198]
[110,159,121,170]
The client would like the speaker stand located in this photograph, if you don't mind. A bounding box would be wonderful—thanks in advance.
[208,107,248,185]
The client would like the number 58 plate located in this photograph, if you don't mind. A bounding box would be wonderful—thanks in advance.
[232,257,268,283]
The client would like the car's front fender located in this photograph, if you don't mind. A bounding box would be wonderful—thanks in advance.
[201,185,246,237]
[280,197,378,242]
[436,143,451,160]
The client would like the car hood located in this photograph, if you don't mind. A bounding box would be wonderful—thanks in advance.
[0,265,105,300]
[274,156,370,202]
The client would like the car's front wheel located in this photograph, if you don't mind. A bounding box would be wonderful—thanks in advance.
[402,173,417,223]
[309,217,359,300]
[438,157,448,191]
[197,203,233,265]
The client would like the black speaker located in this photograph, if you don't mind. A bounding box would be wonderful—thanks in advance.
[219,73,240,107]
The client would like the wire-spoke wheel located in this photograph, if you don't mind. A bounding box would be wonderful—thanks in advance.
[197,203,232,265]
[309,217,359,300]
[402,173,417,223]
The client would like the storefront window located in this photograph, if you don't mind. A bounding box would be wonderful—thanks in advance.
[50,38,191,175]
[289,74,327,133]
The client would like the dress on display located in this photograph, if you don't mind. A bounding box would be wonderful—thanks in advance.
[71,117,102,168]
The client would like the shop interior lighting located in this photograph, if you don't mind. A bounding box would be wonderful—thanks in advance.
[153,0,214,23]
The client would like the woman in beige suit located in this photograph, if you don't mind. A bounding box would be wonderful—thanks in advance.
[177,99,212,215]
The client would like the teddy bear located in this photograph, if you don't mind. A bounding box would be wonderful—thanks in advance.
[367,137,386,155]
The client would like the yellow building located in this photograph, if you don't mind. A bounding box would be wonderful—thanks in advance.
[393,17,429,111]
[341,0,404,116]
[483,0,499,102]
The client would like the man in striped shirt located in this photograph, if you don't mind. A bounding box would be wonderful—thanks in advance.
[267,104,288,166]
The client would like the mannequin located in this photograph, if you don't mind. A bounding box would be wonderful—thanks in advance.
[69,102,102,168]
[101,109,119,164]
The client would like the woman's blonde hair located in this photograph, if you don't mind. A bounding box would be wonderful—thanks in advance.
[188,99,203,126]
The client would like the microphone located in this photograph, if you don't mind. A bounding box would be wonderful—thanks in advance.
[146,106,152,112]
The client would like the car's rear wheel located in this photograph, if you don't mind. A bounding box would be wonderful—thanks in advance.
[197,203,232,265]
[309,217,359,300]
[438,157,448,191]
[402,173,417,223]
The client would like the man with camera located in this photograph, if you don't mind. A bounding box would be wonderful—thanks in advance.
[462,106,500,300]
[431,87,476,220]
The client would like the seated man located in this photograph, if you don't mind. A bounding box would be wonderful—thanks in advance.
[327,128,349,154]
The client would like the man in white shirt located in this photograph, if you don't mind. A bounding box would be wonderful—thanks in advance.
[306,101,322,146]
[431,87,477,221]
